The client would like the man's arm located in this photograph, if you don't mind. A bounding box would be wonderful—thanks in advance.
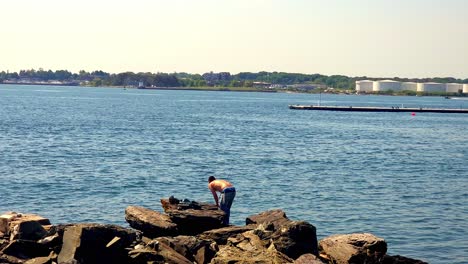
[209,186,219,207]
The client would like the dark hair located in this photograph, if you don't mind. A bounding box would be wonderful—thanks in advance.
[208,176,216,183]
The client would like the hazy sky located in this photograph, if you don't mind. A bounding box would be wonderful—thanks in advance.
[1,0,467,78]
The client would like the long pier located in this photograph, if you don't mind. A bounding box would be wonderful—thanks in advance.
[289,105,468,114]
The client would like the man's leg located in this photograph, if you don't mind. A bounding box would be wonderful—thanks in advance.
[220,192,235,225]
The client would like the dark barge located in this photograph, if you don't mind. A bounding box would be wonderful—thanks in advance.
[289,105,468,114]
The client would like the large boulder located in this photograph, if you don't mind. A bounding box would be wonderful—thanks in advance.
[11,221,47,241]
[247,210,318,259]
[198,225,256,245]
[128,240,192,264]
[319,233,387,264]
[269,220,319,259]
[156,236,217,264]
[57,223,139,264]
[125,206,178,238]
[35,224,74,255]
[0,212,50,239]
[1,240,50,260]
[161,198,225,235]
[211,230,293,264]
[246,209,291,229]
[294,253,326,264]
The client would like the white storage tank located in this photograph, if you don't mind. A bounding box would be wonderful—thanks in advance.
[401,82,418,91]
[355,80,373,92]
[417,82,446,92]
[446,83,463,93]
[373,80,402,92]
[463,84,468,94]
[355,81,361,92]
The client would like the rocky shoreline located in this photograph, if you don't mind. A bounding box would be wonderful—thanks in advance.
[0,197,428,264]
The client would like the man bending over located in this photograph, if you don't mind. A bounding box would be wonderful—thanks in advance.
[208,176,236,225]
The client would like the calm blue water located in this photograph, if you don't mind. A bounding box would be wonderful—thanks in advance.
[1,85,467,263]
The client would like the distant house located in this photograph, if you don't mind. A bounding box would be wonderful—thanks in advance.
[269,84,287,89]
[252,81,271,88]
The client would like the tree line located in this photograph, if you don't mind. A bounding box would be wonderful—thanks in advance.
[1,69,467,89]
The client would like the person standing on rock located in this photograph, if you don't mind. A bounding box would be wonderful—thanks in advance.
[208,176,236,225]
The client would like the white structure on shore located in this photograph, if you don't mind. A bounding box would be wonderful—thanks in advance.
[446,83,464,93]
[373,80,402,92]
[356,80,467,94]
[417,82,446,93]
[355,80,374,92]
[401,82,418,91]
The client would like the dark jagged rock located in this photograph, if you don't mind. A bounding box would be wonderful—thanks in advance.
[319,233,388,264]
[24,252,57,264]
[1,240,50,260]
[0,238,8,250]
[294,253,326,264]
[269,220,319,259]
[12,221,47,241]
[128,248,165,263]
[57,223,139,264]
[199,225,256,245]
[246,210,319,259]
[246,209,291,228]
[0,253,23,264]
[37,224,74,254]
[0,212,50,239]
[211,230,294,264]
[161,198,225,235]
[164,209,225,235]
[128,240,192,264]
[156,235,217,264]
[125,206,178,238]
[193,241,217,264]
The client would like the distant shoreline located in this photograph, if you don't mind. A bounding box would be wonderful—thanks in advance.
[3,82,468,97]
[0,82,280,93]
[1,81,79,87]
[136,86,278,93]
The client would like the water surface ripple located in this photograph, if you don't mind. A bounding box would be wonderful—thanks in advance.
[1,85,467,263]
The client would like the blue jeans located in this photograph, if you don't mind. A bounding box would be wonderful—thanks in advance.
[220,187,236,225]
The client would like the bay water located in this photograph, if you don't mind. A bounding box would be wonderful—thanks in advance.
[1,84,467,263]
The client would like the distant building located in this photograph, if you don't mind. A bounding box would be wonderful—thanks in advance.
[373,80,401,92]
[446,83,463,93]
[355,80,467,94]
[355,80,373,93]
[417,82,446,93]
[269,84,287,89]
[401,82,418,91]
[252,82,271,88]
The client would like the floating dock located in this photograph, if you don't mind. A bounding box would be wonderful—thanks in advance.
[289,105,468,114]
